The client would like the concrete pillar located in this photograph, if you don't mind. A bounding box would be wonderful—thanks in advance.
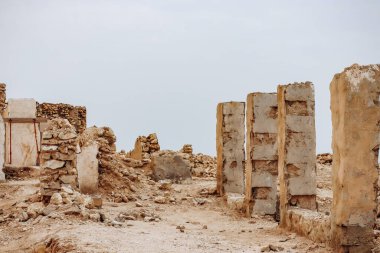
[278,82,317,227]
[330,64,380,252]
[245,93,278,216]
[216,102,245,195]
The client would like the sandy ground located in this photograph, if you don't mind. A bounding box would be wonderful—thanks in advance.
[0,176,333,253]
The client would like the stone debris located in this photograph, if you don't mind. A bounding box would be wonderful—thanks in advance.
[180,144,193,154]
[39,119,78,202]
[316,153,332,165]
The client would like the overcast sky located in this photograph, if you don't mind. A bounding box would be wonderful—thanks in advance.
[1,1,379,155]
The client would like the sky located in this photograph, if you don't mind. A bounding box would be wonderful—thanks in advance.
[0,0,379,155]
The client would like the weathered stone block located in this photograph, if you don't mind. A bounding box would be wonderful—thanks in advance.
[330,64,380,252]
[77,142,99,194]
[150,151,192,182]
[278,82,316,227]
[216,102,245,195]
[245,93,278,216]
[5,98,36,118]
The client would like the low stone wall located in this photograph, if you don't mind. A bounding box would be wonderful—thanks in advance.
[37,103,87,134]
[39,119,78,201]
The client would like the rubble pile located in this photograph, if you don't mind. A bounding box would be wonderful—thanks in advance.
[126,133,160,160]
[78,127,146,201]
[177,146,217,177]
[317,153,333,165]
[39,119,78,202]
[37,103,87,133]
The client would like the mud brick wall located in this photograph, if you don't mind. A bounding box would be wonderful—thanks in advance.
[0,83,5,181]
[245,93,278,216]
[37,103,87,134]
[39,119,78,201]
[278,82,317,227]
[216,102,245,195]
[330,64,380,252]
[126,133,160,160]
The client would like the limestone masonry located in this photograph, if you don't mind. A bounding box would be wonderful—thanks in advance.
[277,82,317,227]
[244,93,278,216]
[330,64,380,252]
[216,102,245,195]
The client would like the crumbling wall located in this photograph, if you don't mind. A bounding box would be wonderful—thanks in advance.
[126,133,160,160]
[216,102,245,195]
[37,103,87,134]
[39,119,78,202]
[330,64,380,252]
[77,126,116,194]
[277,82,317,228]
[245,93,278,216]
[0,83,6,181]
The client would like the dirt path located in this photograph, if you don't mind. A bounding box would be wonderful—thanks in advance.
[0,178,331,253]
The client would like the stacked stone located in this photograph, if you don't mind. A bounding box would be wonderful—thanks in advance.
[316,153,332,165]
[188,153,216,177]
[39,119,78,201]
[181,144,193,154]
[0,83,6,111]
[126,133,160,160]
[37,103,87,133]
[277,82,317,227]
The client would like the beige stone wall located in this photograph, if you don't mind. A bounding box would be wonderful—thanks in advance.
[278,82,316,228]
[40,119,78,201]
[216,102,245,195]
[126,133,160,160]
[245,93,278,216]
[37,103,87,134]
[330,64,380,252]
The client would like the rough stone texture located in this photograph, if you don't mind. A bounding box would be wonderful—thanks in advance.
[37,103,87,134]
[77,143,99,194]
[245,93,278,216]
[285,208,330,244]
[216,102,245,195]
[126,133,160,160]
[4,98,36,118]
[278,82,317,228]
[39,119,78,201]
[150,150,192,182]
[0,83,5,181]
[4,99,40,167]
[330,64,380,252]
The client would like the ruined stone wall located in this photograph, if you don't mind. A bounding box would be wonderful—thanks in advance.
[277,82,316,227]
[126,133,160,160]
[0,83,6,181]
[37,103,87,134]
[245,93,278,216]
[330,64,380,252]
[40,119,78,201]
[216,102,245,195]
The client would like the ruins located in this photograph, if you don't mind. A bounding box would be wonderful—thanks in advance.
[1,64,380,252]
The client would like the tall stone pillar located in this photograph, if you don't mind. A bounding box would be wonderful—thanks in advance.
[245,93,278,216]
[330,64,380,252]
[277,82,316,227]
[216,102,245,195]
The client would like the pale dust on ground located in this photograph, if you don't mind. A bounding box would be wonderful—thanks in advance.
[0,175,333,253]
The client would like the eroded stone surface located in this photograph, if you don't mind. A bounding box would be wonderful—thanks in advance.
[77,142,99,194]
[150,151,192,182]
[216,102,245,195]
[330,64,380,252]
[245,93,278,216]
[278,82,316,228]
[5,98,36,118]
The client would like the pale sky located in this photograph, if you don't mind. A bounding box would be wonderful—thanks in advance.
[1,0,379,155]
